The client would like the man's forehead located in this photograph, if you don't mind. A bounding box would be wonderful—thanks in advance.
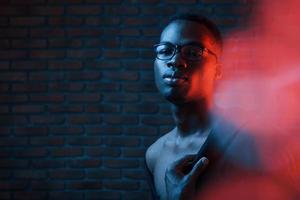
[160,20,214,44]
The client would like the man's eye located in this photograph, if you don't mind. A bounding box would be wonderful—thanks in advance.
[157,48,173,55]
[184,48,203,58]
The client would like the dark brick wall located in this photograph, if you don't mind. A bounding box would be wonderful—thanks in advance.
[0,0,253,199]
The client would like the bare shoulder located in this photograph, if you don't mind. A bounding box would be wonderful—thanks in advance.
[145,131,173,173]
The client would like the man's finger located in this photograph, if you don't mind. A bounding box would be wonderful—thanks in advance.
[187,157,209,183]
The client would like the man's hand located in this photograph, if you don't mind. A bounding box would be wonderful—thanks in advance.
[165,155,209,200]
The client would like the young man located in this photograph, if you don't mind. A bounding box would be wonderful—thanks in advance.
[145,14,266,200]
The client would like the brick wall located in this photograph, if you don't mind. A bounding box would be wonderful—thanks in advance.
[0,0,253,199]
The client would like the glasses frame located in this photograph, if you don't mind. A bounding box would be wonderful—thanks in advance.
[153,42,218,62]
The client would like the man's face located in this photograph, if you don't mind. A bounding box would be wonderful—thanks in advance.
[154,20,221,105]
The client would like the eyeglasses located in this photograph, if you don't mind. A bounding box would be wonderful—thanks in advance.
[153,42,218,62]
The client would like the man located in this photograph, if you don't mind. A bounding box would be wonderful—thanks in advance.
[144,14,296,200]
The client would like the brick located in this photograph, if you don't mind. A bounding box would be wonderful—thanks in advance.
[28,6,64,15]
[0,72,26,81]
[48,60,82,69]
[49,16,84,26]
[30,137,64,146]
[123,17,159,26]
[67,5,102,15]
[0,39,10,49]
[49,126,84,135]
[103,71,139,81]
[49,192,84,200]
[164,0,196,3]
[0,128,11,136]
[49,38,82,48]
[86,191,121,200]
[0,50,27,59]
[84,60,121,69]
[123,148,145,158]
[123,103,158,113]
[30,115,65,125]
[103,93,138,103]
[48,105,84,113]
[12,83,47,92]
[30,94,64,103]
[86,0,121,2]
[14,127,48,136]
[123,38,156,48]
[103,180,139,190]
[66,49,101,59]
[0,170,11,179]
[83,38,120,48]
[85,17,120,26]
[10,17,45,26]
[0,138,27,146]
[85,125,122,135]
[104,136,140,147]
[14,148,47,157]
[86,82,120,92]
[30,28,64,38]
[128,0,160,3]
[48,0,83,4]
[31,159,64,168]
[13,191,47,199]
[66,181,102,190]
[141,6,175,15]
[50,147,83,157]
[66,159,102,168]
[123,192,152,200]
[11,60,47,70]
[68,115,102,124]
[86,104,120,113]
[103,115,138,125]
[0,160,29,168]
[103,6,139,15]
[10,0,46,5]
[12,39,47,48]
[29,71,64,81]
[141,27,160,37]
[122,82,157,92]
[103,49,139,59]
[65,93,101,103]
[122,169,146,179]
[49,169,85,179]
[12,105,44,113]
[120,28,140,36]
[67,136,102,145]
[31,181,64,190]
[125,126,158,136]
[0,181,28,190]
[87,169,121,179]
[66,27,102,37]
[0,116,27,125]
[14,170,47,179]
[86,147,121,157]
[48,83,84,92]
[103,159,139,168]
[0,28,28,38]
[123,60,153,70]
[141,116,174,125]
[30,50,65,59]
[0,106,9,114]
[0,61,9,70]
[0,95,28,103]
[65,71,101,81]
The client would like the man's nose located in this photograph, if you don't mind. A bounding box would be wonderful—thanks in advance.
[166,53,187,69]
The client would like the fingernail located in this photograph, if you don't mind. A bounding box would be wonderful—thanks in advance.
[202,157,209,165]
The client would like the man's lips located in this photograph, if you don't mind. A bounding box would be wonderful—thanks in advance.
[162,73,188,85]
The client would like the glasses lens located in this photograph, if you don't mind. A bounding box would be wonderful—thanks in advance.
[181,45,204,60]
[154,44,174,60]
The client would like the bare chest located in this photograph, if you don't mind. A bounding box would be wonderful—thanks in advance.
[153,136,207,199]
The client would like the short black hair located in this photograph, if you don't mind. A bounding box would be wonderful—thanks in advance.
[168,13,223,52]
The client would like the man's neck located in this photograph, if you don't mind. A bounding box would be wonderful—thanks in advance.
[170,101,212,138]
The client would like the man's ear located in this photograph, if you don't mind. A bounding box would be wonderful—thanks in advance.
[215,63,222,79]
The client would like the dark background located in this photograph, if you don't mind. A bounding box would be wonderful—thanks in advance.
[0,0,254,199]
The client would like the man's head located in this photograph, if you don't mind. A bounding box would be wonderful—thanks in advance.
[154,14,223,106]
